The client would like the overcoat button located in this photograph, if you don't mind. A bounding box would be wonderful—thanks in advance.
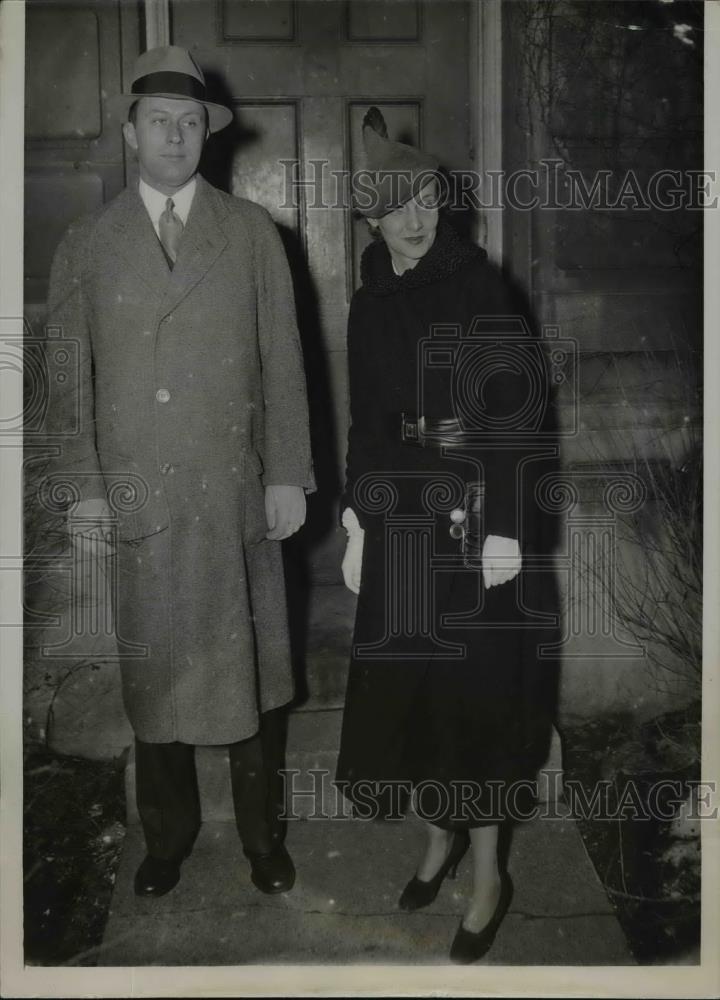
[156,388,171,403]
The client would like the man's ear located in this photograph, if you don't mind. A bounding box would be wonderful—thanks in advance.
[122,120,138,151]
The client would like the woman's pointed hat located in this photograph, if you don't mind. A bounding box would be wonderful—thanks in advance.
[118,45,233,133]
[357,107,440,218]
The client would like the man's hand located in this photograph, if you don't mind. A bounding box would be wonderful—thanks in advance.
[69,497,115,554]
[482,534,521,589]
[265,484,306,540]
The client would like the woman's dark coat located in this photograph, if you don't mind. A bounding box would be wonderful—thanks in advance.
[335,219,559,827]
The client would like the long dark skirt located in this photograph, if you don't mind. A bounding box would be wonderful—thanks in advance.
[335,466,559,830]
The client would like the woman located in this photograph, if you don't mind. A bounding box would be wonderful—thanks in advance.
[335,109,558,963]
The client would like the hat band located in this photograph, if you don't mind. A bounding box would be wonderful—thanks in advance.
[131,71,206,101]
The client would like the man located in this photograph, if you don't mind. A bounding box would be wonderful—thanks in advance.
[44,46,315,898]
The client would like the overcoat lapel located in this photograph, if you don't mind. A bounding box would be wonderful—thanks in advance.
[105,177,230,323]
[107,188,174,302]
[159,176,229,319]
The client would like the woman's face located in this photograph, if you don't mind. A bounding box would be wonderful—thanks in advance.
[370,178,439,273]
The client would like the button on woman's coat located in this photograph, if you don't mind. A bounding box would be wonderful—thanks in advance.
[45,177,315,744]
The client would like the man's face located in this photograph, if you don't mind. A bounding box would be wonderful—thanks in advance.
[123,97,208,194]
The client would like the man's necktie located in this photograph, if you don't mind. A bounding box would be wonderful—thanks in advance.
[158,197,184,267]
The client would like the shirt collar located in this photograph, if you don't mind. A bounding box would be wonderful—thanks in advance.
[139,176,197,228]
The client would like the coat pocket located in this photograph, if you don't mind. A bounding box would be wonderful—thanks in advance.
[243,449,264,477]
[241,451,268,545]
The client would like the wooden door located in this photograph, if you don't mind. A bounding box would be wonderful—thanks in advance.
[170,0,475,581]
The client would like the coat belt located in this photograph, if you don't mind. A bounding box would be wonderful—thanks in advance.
[395,412,471,449]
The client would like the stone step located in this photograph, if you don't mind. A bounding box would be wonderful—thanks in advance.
[292,585,354,711]
[294,647,349,712]
[125,709,564,823]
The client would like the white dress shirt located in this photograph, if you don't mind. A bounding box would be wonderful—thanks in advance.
[139,176,197,239]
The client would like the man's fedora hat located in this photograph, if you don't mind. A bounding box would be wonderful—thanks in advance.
[119,45,233,133]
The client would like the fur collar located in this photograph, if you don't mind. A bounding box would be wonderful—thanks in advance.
[359,216,487,296]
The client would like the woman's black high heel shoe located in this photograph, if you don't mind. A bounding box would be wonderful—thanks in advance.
[449,872,514,964]
[398,831,470,912]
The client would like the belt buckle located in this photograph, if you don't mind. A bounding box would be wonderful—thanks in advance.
[401,413,422,445]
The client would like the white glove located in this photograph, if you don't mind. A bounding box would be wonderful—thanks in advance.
[341,507,364,595]
[482,534,521,589]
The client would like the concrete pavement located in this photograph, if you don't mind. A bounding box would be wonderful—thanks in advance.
[95,804,633,966]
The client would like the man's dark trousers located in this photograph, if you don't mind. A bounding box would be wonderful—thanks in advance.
[135,708,288,861]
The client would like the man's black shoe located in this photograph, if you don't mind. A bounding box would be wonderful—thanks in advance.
[246,844,296,894]
[134,854,185,897]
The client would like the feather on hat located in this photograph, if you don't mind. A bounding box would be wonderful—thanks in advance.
[358,106,440,218]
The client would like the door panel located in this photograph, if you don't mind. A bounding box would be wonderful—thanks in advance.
[220,0,296,40]
[24,0,141,316]
[230,103,302,235]
[171,0,474,580]
[346,0,421,40]
[25,4,103,140]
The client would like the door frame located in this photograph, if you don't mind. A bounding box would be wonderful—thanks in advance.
[470,0,503,264]
[144,0,170,48]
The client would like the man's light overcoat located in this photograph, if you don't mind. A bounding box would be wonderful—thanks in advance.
[46,176,315,743]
